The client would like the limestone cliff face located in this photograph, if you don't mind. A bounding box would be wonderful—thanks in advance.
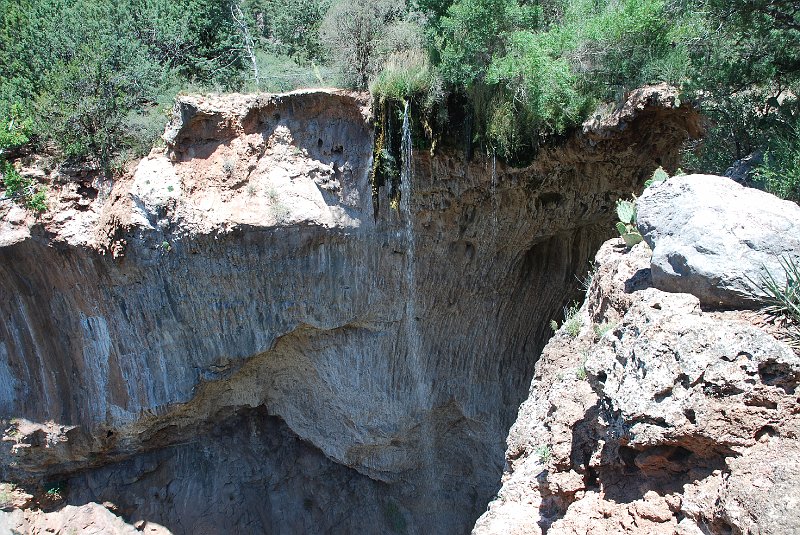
[0,86,700,534]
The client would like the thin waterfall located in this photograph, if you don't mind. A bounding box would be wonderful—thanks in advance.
[399,101,428,404]
[491,149,498,236]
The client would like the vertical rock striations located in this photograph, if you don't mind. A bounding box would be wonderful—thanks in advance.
[0,86,700,533]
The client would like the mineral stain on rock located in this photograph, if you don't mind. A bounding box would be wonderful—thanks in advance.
[0,86,701,534]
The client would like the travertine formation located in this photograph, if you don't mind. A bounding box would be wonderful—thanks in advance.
[0,86,700,534]
[474,179,800,535]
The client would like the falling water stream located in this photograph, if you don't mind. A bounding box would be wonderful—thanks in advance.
[400,101,429,405]
[491,149,498,234]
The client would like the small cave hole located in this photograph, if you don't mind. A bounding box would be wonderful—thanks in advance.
[584,467,599,489]
[537,192,563,207]
[317,138,323,147]
[755,425,777,442]
[666,446,693,463]
[618,445,639,471]
[653,387,672,403]
[596,371,607,384]
[77,182,98,200]
[758,361,798,394]
[684,408,696,424]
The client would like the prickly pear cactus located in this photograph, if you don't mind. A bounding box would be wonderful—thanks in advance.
[615,198,643,247]
[647,166,669,187]
[616,199,637,224]
[621,231,643,247]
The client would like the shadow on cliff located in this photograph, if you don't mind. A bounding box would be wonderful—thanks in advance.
[532,399,731,534]
[44,407,412,535]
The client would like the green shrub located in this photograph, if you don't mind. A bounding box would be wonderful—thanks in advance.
[753,124,800,203]
[1,161,46,213]
[0,104,32,151]
[437,0,538,88]
[35,34,163,173]
[593,322,615,339]
[577,261,598,292]
[534,444,552,463]
[575,365,587,381]
[576,0,682,95]
[551,302,582,338]
[371,50,442,104]
[485,28,593,153]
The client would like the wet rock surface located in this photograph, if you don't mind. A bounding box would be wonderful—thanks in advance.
[473,237,800,535]
[0,87,700,533]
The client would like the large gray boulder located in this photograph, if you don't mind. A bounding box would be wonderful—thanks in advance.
[637,174,800,308]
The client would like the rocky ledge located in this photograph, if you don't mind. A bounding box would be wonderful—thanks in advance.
[474,175,800,535]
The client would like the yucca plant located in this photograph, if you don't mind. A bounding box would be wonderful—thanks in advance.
[753,256,800,348]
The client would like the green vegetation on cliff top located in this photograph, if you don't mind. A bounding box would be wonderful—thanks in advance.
[1,0,798,204]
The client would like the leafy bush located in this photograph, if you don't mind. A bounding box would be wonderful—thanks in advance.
[436,0,537,88]
[417,0,694,161]
[753,121,800,203]
[36,39,162,174]
[575,365,587,381]
[0,104,32,151]
[683,0,800,182]
[1,161,46,213]
[485,28,593,153]
[574,0,683,95]
[550,302,582,338]
[534,444,552,463]
[593,322,615,340]
[319,0,405,90]
[576,261,598,292]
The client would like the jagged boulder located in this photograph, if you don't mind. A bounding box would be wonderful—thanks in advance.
[587,287,800,457]
[637,174,800,308]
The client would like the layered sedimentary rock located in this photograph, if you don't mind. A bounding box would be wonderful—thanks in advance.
[474,179,800,535]
[0,86,699,533]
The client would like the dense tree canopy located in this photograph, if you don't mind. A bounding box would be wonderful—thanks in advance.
[0,0,798,203]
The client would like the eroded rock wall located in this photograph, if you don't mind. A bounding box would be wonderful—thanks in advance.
[0,86,700,533]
